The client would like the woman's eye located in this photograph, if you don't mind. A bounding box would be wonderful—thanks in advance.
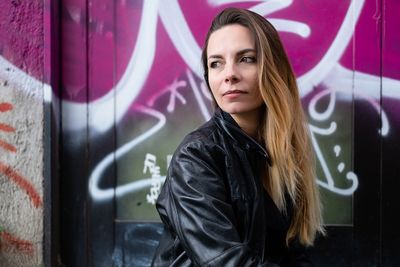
[241,56,256,63]
[209,61,221,69]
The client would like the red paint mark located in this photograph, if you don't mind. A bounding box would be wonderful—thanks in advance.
[0,102,13,112]
[0,103,16,152]
[0,123,15,132]
[0,162,42,208]
[0,140,17,152]
[0,231,34,254]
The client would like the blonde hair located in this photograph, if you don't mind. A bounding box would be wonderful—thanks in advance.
[201,7,325,246]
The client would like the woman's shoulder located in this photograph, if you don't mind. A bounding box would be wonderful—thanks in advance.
[178,119,222,152]
[163,119,228,190]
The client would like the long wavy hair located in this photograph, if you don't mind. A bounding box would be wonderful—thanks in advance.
[201,7,324,246]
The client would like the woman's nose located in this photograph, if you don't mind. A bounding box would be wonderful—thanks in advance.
[224,62,239,83]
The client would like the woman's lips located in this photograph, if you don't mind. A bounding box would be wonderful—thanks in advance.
[223,90,247,96]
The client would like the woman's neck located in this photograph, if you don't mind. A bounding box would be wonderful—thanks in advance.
[230,109,262,139]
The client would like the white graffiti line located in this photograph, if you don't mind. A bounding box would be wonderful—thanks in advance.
[208,0,293,13]
[244,0,311,38]
[143,153,163,205]
[345,63,400,102]
[369,98,389,136]
[116,176,166,198]
[147,78,187,113]
[309,122,358,195]
[158,0,203,78]
[143,153,157,174]
[382,76,400,99]
[89,105,166,201]
[308,84,359,195]
[0,56,47,102]
[209,0,293,16]
[324,64,392,136]
[309,123,336,188]
[186,69,212,121]
[63,0,159,133]
[309,121,337,136]
[317,172,359,196]
[208,0,266,6]
[249,0,293,16]
[298,0,365,97]
[268,19,310,38]
[336,86,390,136]
[308,88,336,121]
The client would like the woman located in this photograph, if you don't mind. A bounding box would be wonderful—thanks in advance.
[152,7,324,267]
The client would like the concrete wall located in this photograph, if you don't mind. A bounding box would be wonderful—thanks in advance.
[0,1,45,266]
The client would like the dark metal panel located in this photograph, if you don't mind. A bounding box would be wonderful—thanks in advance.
[381,1,400,265]
[43,0,61,265]
[381,100,400,266]
[87,0,117,266]
[353,98,382,266]
[353,1,383,264]
[59,0,90,266]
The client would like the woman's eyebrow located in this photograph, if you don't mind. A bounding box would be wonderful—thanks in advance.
[208,54,223,60]
[236,48,256,56]
[208,48,256,60]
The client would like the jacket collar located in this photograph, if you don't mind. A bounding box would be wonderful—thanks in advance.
[213,108,272,166]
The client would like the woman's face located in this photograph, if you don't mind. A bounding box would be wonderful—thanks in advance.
[206,24,263,119]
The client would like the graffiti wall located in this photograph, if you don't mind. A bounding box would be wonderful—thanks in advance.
[0,1,47,266]
[57,0,400,266]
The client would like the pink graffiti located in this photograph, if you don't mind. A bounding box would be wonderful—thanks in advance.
[55,0,399,105]
[85,1,399,200]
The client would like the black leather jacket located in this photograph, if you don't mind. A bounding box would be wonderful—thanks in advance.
[152,109,313,267]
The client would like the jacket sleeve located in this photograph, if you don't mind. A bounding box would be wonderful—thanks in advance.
[156,141,279,267]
